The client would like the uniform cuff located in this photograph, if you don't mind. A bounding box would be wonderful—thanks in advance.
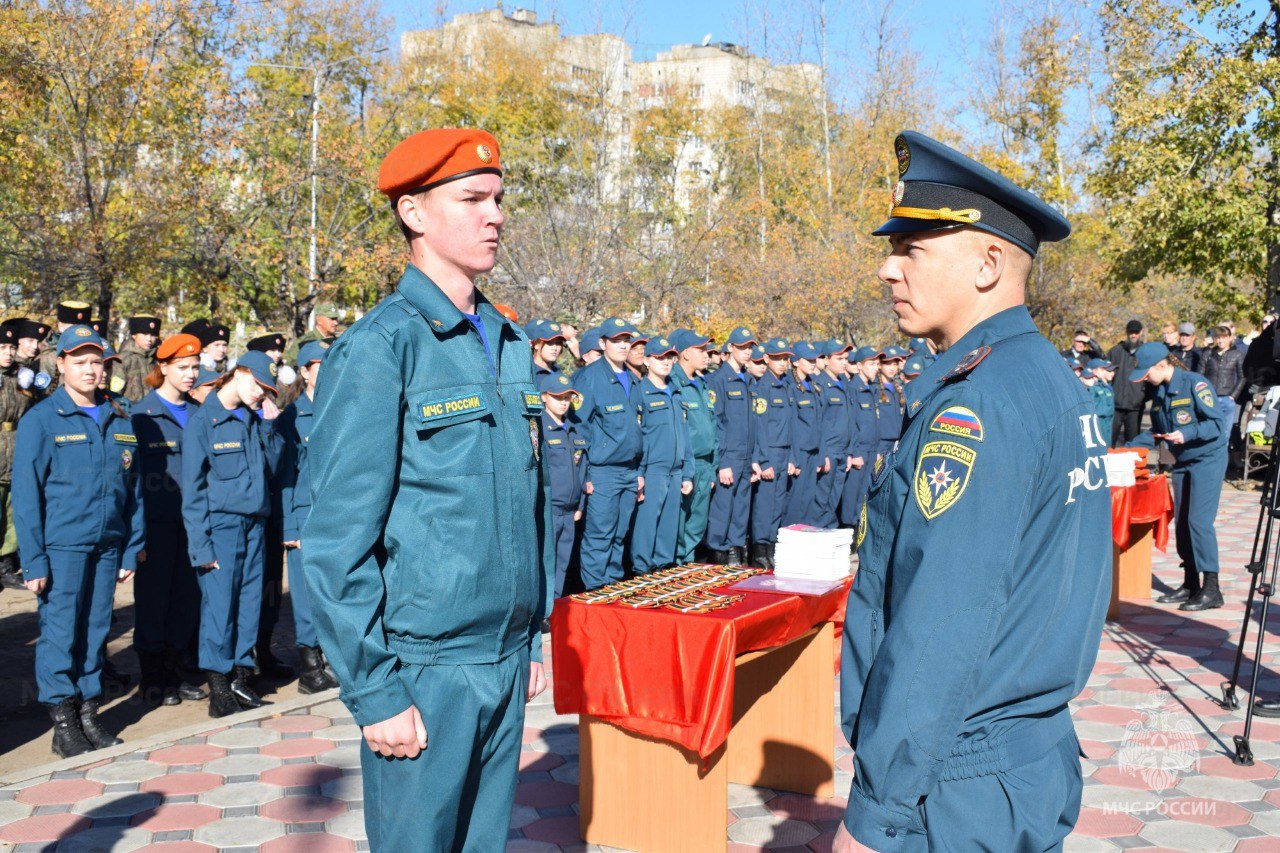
[843,781,923,852]
[189,546,216,568]
[529,625,544,663]
[340,668,415,728]
[22,555,49,581]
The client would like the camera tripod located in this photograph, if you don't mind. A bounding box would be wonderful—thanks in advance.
[1221,438,1280,765]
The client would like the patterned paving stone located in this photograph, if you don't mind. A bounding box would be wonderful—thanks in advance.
[193,815,286,846]
[15,779,104,806]
[197,781,283,809]
[727,816,819,848]
[205,727,281,749]
[139,772,224,796]
[319,772,363,802]
[201,753,282,777]
[148,744,228,766]
[260,763,343,788]
[69,792,161,819]
[521,815,583,845]
[260,737,334,759]
[259,795,348,824]
[1176,774,1268,803]
[82,761,166,785]
[324,810,368,841]
[262,715,329,733]
[514,780,578,808]
[52,825,151,851]
[316,745,362,770]
[259,833,355,853]
[0,813,91,843]
[1072,808,1144,838]
[131,803,221,831]
[1137,820,1238,852]
[317,724,361,742]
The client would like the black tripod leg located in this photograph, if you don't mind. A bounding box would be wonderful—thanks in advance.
[1235,539,1280,765]
[1225,441,1280,710]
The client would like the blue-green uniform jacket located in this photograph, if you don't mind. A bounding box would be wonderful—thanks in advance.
[841,307,1110,849]
[1090,381,1115,446]
[304,266,553,727]
[1127,369,1226,466]
[671,364,717,461]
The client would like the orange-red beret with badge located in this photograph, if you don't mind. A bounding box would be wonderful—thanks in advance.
[377,128,502,200]
[156,333,202,361]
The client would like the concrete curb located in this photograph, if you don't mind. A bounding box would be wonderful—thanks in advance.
[0,687,341,787]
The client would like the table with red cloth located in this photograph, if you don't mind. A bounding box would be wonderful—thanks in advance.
[551,577,849,852]
[1109,474,1174,618]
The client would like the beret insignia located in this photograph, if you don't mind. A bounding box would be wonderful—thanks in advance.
[477,144,493,163]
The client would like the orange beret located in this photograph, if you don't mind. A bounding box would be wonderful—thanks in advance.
[494,303,519,323]
[377,128,502,200]
[156,333,202,361]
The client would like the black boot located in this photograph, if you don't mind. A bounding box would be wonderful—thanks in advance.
[726,546,745,566]
[749,543,774,570]
[319,648,339,684]
[707,549,730,565]
[297,646,339,694]
[230,666,269,709]
[254,644,295,680]
[137,650,179,707]
[166,649,206,701]
[1157,565,1199,604]
[47,698,94,758]
[205,671,241,718]
[78,698,123,749]
[1181,572,1224,611]
[1255,697,1280,718]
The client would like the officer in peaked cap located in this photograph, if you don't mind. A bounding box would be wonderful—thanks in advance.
[305,127,550,852]
[286,302,344,364]
[704,326,759,565]
[668,329,718,563]
[835,131,1107,853]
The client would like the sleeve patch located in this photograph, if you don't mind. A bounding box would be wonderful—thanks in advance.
[1195,383,1215,407]
[753,397,768,414]
[914,440,975,520]
[929,406,984,441]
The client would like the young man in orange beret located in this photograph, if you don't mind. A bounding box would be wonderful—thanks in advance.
[304,128,551,851]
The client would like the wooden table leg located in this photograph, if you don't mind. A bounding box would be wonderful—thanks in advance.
[579,716,728,852]
[728,623,836,797]
[1110,521,1154,619]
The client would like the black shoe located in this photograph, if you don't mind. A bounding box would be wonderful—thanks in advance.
[296,646,338,695]
[749,543,774,570]
[166,650,206,700]
[136,650,179,707]
[230,666,269,709]
[254,646,295,680]
[1180,573,1223,611]
[178,680,208,701]
[726,546,745,566]
[77,698,123,749]
[205,671,240,718]
[1157,586,1194,604]
[47,698,94,758]
[1255,698,1280,718]
[707,549,730,565]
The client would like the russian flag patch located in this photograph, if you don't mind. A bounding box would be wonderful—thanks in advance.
[929,405,984,442]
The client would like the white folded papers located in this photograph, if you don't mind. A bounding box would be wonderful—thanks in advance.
[773,524,854,581]
[1104,453,1139,488]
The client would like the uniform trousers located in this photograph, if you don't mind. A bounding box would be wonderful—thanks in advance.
[917,732,1081,852]
[0,485,16,558]
[286,505,318,647]
[550,507,577,598]
[197,513,265,673]
[133,521,199,654]
[579,464,638,590]
[36,546,119,704]
[1113,408,1143,447]
[258,515,286,653]
[362,650,529,853]
[706,454,751,551]
[784,450,821,527]
[1172,455,1228,575]
[677,457,715,563]
[749,450,791,545]
[840,460,872,527]
[632,464,683,573]
[813,462,848,529]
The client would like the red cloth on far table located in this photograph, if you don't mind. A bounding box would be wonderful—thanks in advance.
[1111,474,1173,552]
[550,581,848,759]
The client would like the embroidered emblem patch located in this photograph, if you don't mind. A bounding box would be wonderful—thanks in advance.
[707,389,717,407]
[121,449,133,470]
[914,440,975,520]
[1194,381,1215,407]
[753,397,768,415]
[1175,409,1192,425]
[530,419,539,460]
[420,393,485,422]
[112,433,137,444]
[856,502,868,549]
[523,391,542,408]
[929,406,983,441]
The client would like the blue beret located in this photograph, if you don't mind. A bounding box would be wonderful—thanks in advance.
[237,350,278,393]
[668,328,710,352]
[792,341,821,361]
[57,325,104,355]
[536,371,576,395]
[297,340,329,366]
[762,337,793,356]
[599,317,639,339]
[874,130,1071,256]
[726,326,757,347]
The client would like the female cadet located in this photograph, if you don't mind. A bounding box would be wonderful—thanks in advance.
[276,341,339,693]
[132,333,203,706]
[631,337,693,573]
[538,370,588,596]
[1129,341,1228,610]
[13,325,144,757]
[181,351,282,717]
[784,341,824,526]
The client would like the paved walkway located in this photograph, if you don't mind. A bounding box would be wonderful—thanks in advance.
[1,484,1279,851]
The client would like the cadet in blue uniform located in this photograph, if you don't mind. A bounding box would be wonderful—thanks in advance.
[877,345,908,459]
[132,332,204,707]
[670,329,717,563]
[305,129,551,853]
[631,337,693,572]
[14,326,144,757]
[705,327,758,563]
[575,317,643,589]
[784,341,825,526]
[1127,342,1228,610]
[749,338,797,567]
[835,132,1109,852]
[842,346,879,527]
[1087,357,1117,445]
[538,371,587,596]
[525,320,567,375]
[276,341,340,694]
[182,350,282,717]
[814,341,855,529]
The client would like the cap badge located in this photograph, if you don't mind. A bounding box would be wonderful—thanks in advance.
[75,327,91,337]
[558,375,569,385]
[613,319,624,327]
[550,323,560,331]
[476,144,493,163]
[319,341,330,348]
[268,363,278,377]
[892,181,905,204]
[779,340,787,347]
[894,137,911,175]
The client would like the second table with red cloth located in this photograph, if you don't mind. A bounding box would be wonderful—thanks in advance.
[1111,473,1173,552]
[551,579,848,759]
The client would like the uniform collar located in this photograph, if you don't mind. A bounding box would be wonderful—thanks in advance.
[294,392,315,415]
[541,411,568,431]
[670,363,691,386]
[201,389,252,426]
[52,386,108,419]
[397,264,515,339]
[905,305,1038,414]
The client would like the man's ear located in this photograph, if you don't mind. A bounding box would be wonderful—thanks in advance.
[396,192,426,237]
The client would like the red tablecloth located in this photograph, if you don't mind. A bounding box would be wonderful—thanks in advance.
[1111,474,1173,552]
[551,581,848,758]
